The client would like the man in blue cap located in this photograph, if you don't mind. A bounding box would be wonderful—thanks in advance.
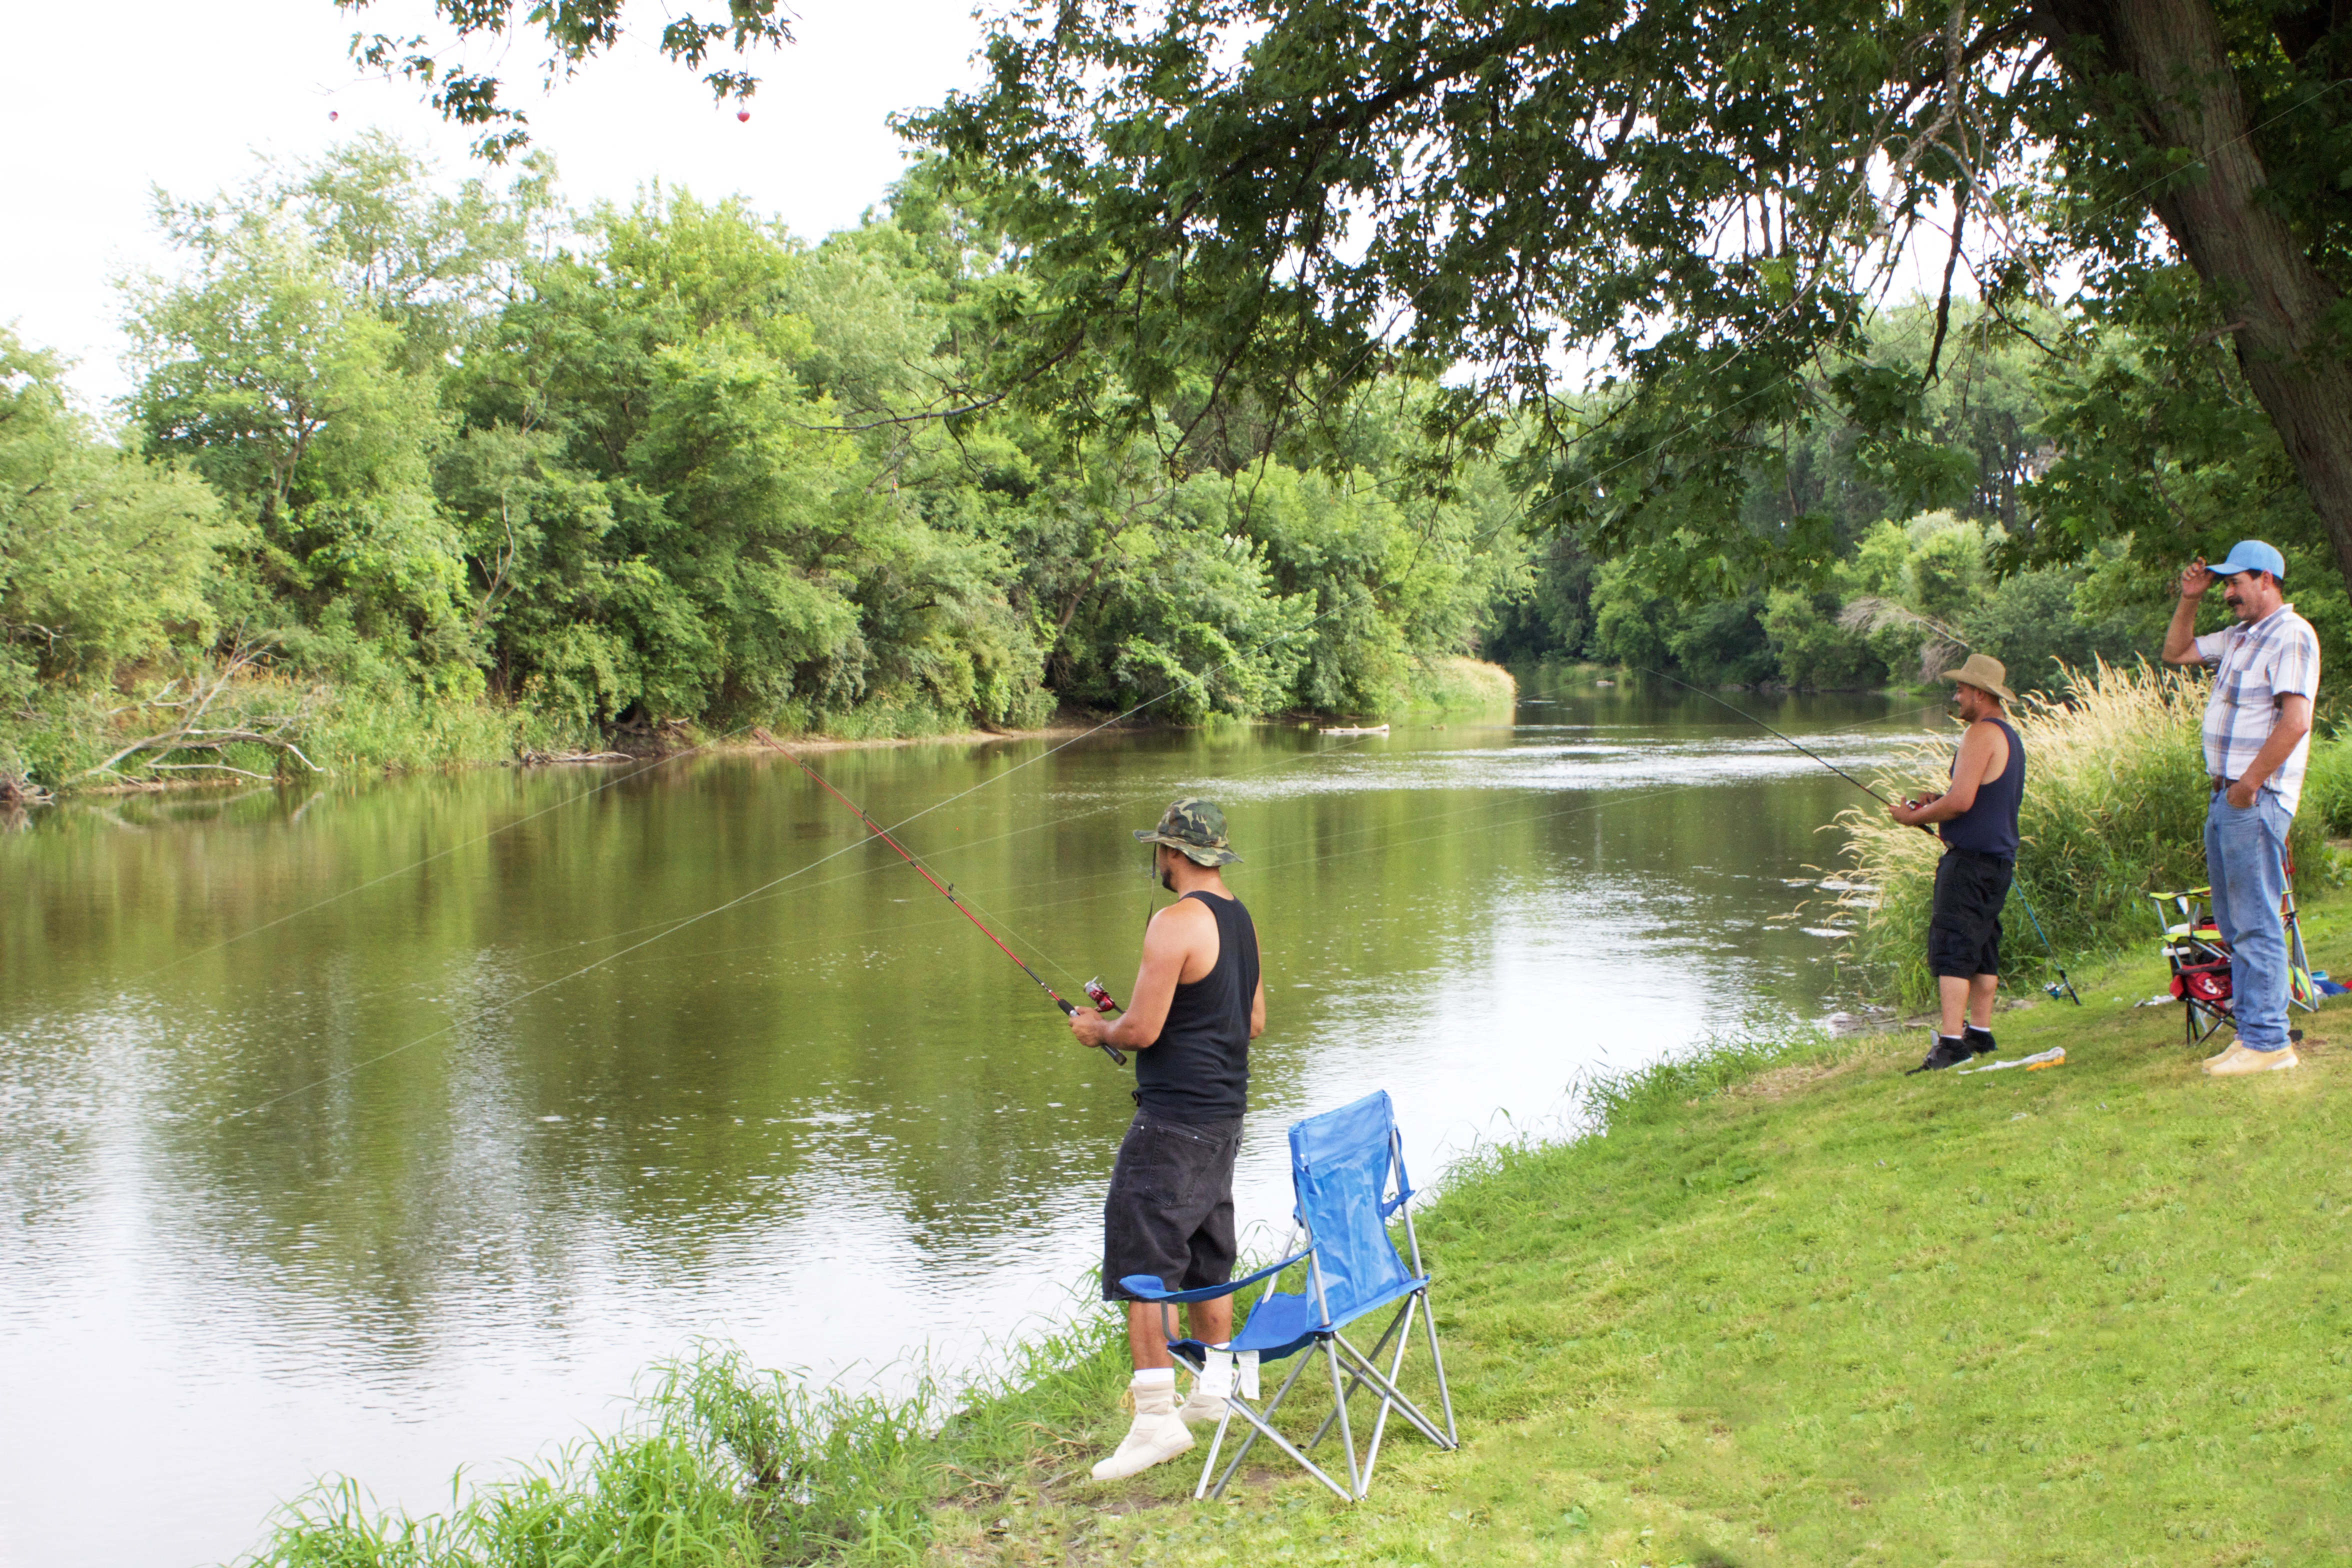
[2162,540,2320,1076]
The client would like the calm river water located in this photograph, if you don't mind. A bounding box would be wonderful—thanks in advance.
[0,676,1944,1566]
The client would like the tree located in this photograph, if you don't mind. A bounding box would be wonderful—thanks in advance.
[124,148,510,690]
[0,332,236,692]
[900,0,2348,596]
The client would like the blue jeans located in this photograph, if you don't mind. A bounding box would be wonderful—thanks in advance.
[2204,788,2294,1050]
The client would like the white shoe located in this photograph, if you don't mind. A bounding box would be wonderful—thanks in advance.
[2204,1042,2298,1076]
[1176,1388,1228,1425]
[1091,1384,1194,1480]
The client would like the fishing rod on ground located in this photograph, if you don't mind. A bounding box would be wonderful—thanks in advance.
[752,728,1130,1064]
[1640,668,2082,1006]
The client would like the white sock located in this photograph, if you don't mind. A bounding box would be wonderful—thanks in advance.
[1132,1368,1176,1390]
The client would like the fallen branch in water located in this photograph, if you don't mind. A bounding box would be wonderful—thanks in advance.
[0,770,53,806]
[80,644,327,784]
[520,749,634,765]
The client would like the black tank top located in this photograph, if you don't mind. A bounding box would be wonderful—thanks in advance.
[1942,716,2024,858]
[1134,890,1258,1123]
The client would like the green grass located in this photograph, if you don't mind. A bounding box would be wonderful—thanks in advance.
[938,899,2352,1567]
[243,896,2352,1568]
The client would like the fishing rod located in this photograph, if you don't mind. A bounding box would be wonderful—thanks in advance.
[1640,668,2082,1006]
[752,728,1130,1064]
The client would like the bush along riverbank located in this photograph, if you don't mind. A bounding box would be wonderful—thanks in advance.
[242,886,2352,1568]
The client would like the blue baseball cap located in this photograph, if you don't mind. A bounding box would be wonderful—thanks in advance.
[2212,540,2286,580]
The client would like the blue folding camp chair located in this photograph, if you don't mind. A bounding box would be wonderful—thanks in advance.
[1120,1090,1458,1502]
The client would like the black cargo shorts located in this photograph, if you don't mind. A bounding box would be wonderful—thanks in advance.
[1928,847,2014,980]
[1102,1110,1244,1301]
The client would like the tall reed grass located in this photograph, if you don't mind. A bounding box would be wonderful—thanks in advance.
[1838,658,2328,1011]
[1401,656,1517,712]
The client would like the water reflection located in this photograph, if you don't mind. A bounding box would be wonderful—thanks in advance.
[0,678,1944,1567]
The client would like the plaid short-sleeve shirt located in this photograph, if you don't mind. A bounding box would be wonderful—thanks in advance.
[2195,604,2320,814]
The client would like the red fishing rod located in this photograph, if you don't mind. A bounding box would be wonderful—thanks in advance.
[752,729,1128,1064]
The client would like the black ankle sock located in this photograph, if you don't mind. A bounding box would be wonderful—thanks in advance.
[1962,1024,1995,1054]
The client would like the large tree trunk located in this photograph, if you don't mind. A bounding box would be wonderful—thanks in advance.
[2034,0,2352,590]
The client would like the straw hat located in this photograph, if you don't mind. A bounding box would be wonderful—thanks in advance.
[1940,652,2016,704]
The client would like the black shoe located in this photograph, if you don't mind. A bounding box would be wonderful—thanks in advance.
[1908,1035,1972,1074]
[1962,1026,1996,1057]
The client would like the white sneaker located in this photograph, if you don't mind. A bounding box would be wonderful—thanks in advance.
[1176,1388,1228,1425]
[1090,1383,1194,1480]
[2204,1042,2298,1076]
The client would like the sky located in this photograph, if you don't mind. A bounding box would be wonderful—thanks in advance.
[0,0,989,412]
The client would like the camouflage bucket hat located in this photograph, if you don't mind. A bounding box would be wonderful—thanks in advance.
[1134,798,1240,866]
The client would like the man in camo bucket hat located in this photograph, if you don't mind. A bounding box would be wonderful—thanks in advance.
[1067,798,1264,1482]
[1132,796,1242,866]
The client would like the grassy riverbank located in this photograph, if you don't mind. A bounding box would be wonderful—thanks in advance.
[932,892,2352,1567]
[247,885,2352,1568]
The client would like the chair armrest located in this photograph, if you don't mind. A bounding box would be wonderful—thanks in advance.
[1119,1246,1314,1306]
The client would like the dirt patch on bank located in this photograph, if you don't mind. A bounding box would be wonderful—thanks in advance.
[1724,1054,1874,1103]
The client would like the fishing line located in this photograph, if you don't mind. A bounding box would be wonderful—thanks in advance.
[578,698,1955,979]
[228,697,1938,1070]
[1642,670,1916,811]
[221,598,1366,1118]
[219,822,902,1121]
[626,736,1940,990]
[118,725,760,990]
[178,727,1391,1066]
[498,728,1389,969]
[752,727,1129,1062]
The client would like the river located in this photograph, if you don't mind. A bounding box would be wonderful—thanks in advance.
[0,675,1944,1566]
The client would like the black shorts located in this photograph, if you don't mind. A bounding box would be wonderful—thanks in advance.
[1929,848,2013,980]
[1102,1110,1244,1302]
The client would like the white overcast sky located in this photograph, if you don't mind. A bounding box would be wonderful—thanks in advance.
[1,0,990,412]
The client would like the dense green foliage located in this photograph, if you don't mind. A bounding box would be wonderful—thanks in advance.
[16,124,2348,798]
[1484,300,2352,694]
[916,0,2352,610]
[2,137,1528,792]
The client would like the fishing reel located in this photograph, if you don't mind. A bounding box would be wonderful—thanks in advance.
[1084,976,1122,1014]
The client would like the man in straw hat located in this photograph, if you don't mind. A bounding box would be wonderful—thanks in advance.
[2162,541,2319,1076]
[1068,798,1266,1480]
[1890,654,2026,1072]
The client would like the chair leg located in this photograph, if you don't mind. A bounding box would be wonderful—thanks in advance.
[1304,1302,1411,1456]
[1322,1334,1363,1499]
[1359,1297,1422,1482]
[1330,1333,1451,1451]
[1298,1296,1456,1466]
[1418,1282,1458,1448]
[1192,1408,1234,1502]
[1204,1361,1354,1504]
[1206,1348,1320,1501]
